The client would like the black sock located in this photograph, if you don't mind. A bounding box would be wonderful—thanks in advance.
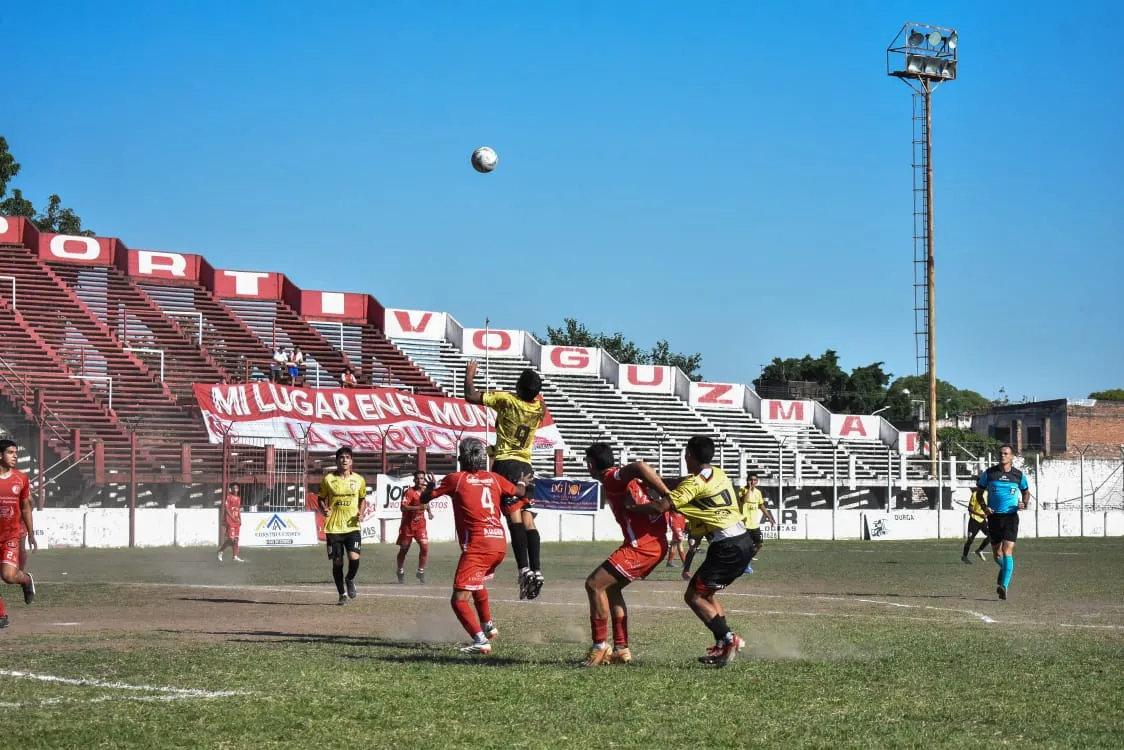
[346,557,360,581]
[527,528,541,571]
[706,615,730,642]
[962,539,972,557]
[507,520,529,570]
[977,540,990,553]
[332,564,345,595]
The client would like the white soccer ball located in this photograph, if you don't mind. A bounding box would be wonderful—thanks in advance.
[471,146,498,173]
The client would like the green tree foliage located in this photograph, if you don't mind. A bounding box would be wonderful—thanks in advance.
[0,136,93,236]
[1089,389,1124,401]
[541,318,704,381]
[936,426,1002,460]
[886,375,990,422]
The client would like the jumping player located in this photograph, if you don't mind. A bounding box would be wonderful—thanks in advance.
[581,443,671,666]
[217,483,244,563]
[396,471,433,584]
[0,439,36,628]
[317,447,368,605]
[644,436,752,667]
[464,359,546,600]
[978,445,1029,600]
[421,438,532,655]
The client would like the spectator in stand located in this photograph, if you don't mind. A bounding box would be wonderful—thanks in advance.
[341,367,358,389]
[271,347,286,383]
[291,346,306,386]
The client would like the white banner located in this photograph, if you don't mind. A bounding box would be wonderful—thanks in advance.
[239,511,320,547]
[863,511,939,540]
[759,507,803,540]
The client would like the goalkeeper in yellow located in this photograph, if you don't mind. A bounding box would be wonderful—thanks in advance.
[638,435,752,667]
[464,359,546,600]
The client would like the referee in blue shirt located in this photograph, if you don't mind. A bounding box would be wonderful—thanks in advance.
[977,444,1030,600]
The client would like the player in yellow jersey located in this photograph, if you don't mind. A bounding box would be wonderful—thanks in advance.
[961,488,991,563]
[737,471,775,574]
[317,447,368,606]
[638,436,752,667]
[465,360,547,600]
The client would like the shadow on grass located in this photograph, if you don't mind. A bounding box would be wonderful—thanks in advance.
[346,652,527,668]
[800,591,994,601]
[174,596,324,607]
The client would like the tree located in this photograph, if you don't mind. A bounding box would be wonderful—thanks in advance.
[1089,389,1124,401]
[887,374,990,422]
[753,350,891,413]
[0,136,94,235]
[540,318,704,380]
[937,426,1001,460]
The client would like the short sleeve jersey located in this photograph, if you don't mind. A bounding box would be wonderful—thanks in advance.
[968,491,987,522]
[738,487,766,529]
[977,466,1028,514]
[666,466,741,536]
[599,467,667,548]
[400,488,427,532]
[482,391,545,463]
[429,471,514,547]
[318,471,368,534]
[223,494,242,526]
[0,468,30,542]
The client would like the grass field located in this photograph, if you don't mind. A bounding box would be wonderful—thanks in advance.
[0,537,1121,749]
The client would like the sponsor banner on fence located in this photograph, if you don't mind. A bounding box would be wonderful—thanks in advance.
[239,511,320,547]
[862,511,938,540]
[759,507,803,540]
[531,478,600,513]
[194,383,566,454]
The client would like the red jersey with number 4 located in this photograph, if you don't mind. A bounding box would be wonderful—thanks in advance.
[400,488,427,532]
[429,471,514,548]
[224,494,242,527]
[0,468,30,542]
[600,467,667,549]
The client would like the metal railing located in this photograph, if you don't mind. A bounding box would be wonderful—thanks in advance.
[70,374,113,410]
[165,310,204,347]
[0,275,15,309]
[124,346,166,382]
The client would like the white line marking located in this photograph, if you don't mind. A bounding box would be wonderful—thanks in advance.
[857,598,996,624]
[49,622,81,626]
[0,670,243,698]
[0,693,227,709]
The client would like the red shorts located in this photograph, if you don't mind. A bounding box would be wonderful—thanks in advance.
[396,526,428,546]
[669,514,687,541]
[225,524,241,542]
[454,539,506,591]
[605,539,667,582]
[1,537,20,568]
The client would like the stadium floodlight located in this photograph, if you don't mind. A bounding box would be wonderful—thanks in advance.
[886,21,959,478]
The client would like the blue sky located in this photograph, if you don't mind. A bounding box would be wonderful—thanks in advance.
[4,1,1121,402]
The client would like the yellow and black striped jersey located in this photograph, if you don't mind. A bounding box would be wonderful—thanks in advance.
[482,391,545,463]
[667,466,742,536]
[318,471,367,534]
[968,490,987,522]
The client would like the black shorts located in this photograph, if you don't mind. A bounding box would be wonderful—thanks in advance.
[492,459,534,509]
[748,528,764,547]
[693,533,754,591]
[967,517,989,537]
[987,513,1019,544]
[326,531,362,559]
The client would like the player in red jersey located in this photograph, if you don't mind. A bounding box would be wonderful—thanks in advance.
[0,439,36,628]
[395,471,433,584]
[581,443,673,666]
[665,511,687,567]
[421,438,532,655]
[216,483,244,563]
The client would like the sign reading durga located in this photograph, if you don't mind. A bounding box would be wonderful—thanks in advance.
[194,383,565,454]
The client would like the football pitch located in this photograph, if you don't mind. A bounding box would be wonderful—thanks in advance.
[1,538,1121,749]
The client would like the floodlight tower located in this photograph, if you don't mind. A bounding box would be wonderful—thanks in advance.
[887,23,958,477]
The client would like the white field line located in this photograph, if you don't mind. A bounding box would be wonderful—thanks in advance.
[0,693,231,709]
[0,669,244,698]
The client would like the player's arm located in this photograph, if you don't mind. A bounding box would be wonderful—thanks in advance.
[20,483,35,551]
[316,477,330,516]
[618,461,672,496]
[498,470,534,499]
[1019,476,1030,510]
[464,360,486,404]
[760,499,777,526]
[976,473,992,516]
[421,473,456,503]
[357,477,368,518]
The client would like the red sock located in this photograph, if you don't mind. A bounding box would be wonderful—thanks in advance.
[0,595,7,617]
[396,547,408,569]
[418,544,429,570]
[451,598,480,638]
[612,615,628,648]
[590,616,609,643]
[473,589,491,625]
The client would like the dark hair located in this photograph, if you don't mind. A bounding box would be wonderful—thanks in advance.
[685,436,715,465]
[1000,443,1014,454]
[230,483,239,491]
[584,443,615,473]
[0,439,17,454]
[747,471,759,480]
[516,369,543,401]
[335,446,354,460]
[413,470,425,479]
[458,438,488,472]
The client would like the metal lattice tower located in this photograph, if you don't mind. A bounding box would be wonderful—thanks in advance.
[912,91,931,376]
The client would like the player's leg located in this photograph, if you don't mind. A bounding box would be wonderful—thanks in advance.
[686,535,750,666]
[0,540,33,606]
[583,563,617,665]
[453,548,493,653]
[344,533,361,599]
[395,536,411,584]
[997,516,1018,599]
[327,536,348,605]
[495,460,534,597]
[975,520,991,557]
[416,537,429,584]
[477,544,504,640]
[745,529,763,573]
[606,583,631,662]
[231,528,243,561]
[682,536,701,580]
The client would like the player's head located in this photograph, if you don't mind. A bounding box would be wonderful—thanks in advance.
[413,470,426,489]
[999,444,1015,463]
[230,483,239,494]
[584,443,615,476]
[0,438,17,469]
[335,446,354,472]
[515,369,542,402]
[746,471,758,486]
[684,436,715,472]
[458,438,488,472]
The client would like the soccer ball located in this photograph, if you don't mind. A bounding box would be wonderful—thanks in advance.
[471,146,498,173]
